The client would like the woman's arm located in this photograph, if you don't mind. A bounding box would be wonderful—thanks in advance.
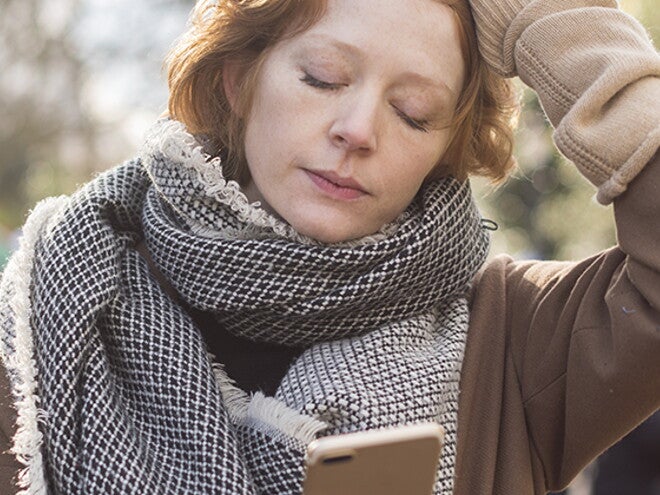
[459,0,660,491]
[459,155,659,493]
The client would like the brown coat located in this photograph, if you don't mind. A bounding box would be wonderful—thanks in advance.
[455,156,660,494]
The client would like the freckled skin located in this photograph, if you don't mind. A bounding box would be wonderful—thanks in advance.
[235,0,465,243]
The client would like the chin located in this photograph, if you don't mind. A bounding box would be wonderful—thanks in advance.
[298,225,357,244]
[289,215,369,244]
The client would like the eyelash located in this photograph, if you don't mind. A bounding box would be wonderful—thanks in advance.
[300,73,342,91]
[300,72,430,133]
[394,109,430,133]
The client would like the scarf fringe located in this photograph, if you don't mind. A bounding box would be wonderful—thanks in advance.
[245,393,328,447]
[141,119,301,241]
[211,360,328,447]
[210,360,250,421]
[0,196,69,495]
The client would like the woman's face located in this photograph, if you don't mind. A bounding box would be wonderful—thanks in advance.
[238,0,465,243]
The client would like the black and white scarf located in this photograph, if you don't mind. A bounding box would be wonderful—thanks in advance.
[0,119,489,494]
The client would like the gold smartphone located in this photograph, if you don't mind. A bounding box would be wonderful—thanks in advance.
[302,423,444,495]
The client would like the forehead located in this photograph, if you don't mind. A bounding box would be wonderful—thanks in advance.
[283,0,465,95]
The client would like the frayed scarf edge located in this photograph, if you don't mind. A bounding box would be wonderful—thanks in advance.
[211,360,328,448]
[0,195,69,495]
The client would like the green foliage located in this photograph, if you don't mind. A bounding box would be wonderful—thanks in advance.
[475,89,616,261]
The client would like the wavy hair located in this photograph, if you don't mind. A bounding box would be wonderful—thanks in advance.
[166,0,519,185]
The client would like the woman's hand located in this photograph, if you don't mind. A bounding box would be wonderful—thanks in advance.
[467,0,616,77]
[468,0,660,204]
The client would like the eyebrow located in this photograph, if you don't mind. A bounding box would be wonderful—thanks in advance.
[398,71,455,99]
[302,33,456,98]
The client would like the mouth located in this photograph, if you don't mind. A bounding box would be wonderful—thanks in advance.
[303,169,369,201]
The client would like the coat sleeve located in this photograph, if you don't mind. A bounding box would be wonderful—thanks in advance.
[458,157,659,495]
[509,155,660,489]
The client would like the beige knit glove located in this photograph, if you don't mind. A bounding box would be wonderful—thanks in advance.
[469,0,660,203]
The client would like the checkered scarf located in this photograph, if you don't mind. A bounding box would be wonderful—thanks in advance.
[0,119,489,494]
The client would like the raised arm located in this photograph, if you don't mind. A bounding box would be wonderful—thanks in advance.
[456,1,660,492]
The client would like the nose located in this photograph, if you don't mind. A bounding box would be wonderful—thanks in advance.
[329,95,379,153]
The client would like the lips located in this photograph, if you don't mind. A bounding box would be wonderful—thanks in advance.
[304,169,368,200]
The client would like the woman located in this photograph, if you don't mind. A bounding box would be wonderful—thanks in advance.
[0,0,658,493]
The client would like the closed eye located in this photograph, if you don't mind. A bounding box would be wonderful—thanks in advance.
[392,106,430,133]
[300,73,343,91]
[302,72,430,132]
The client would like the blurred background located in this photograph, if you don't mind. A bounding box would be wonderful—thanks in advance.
[0,1,658,493]
[0,0,658,265]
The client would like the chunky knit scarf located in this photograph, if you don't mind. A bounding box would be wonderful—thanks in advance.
[0,119,489,494]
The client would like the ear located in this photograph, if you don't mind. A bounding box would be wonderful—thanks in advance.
[222,60,243,116]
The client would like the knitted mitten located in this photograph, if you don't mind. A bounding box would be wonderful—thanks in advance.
[468,0,660,203]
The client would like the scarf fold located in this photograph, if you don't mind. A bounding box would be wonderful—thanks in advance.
[0,119,489,495]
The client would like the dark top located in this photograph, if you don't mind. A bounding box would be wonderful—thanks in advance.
[186,305,304,396]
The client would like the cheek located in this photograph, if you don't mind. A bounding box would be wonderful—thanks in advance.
[414,130,453,178]
[248,92,318,162]
[378,139,448,215]
[245,104,294,175]
[388,138,447,188]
